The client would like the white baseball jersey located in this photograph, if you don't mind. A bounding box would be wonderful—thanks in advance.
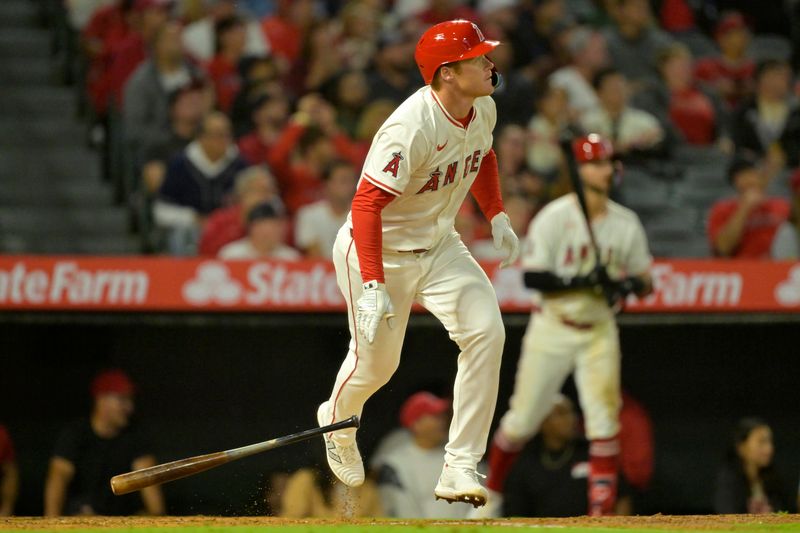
[346,86,496,251]
[323,85,506,475]
[523,193,652,324]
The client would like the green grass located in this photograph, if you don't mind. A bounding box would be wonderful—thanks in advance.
[4,524,800,533]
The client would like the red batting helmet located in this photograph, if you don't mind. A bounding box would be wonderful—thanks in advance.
[572,134,614,163]
[414,20,500,85]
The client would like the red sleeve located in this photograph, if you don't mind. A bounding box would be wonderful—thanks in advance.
[470,148,504,221]
[351,180,395,283]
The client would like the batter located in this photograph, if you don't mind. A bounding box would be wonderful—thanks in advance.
[484,135,653,516]
[316,19,519,508]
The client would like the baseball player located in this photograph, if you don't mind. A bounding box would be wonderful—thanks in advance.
[316,19,520,508]
[482,135,653,516]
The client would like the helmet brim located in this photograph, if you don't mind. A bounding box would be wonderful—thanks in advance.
[458,40,500,62]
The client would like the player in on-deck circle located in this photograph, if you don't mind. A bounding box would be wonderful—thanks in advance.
[316,19,520,508]
[481,134,654,516]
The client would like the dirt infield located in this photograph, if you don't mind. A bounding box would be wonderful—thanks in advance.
[1,515,798,530]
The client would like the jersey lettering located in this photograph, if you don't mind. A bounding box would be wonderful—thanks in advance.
[382,151,404,178]
[442,162,457,186]
[562,244,618,268]
[470,150,481,173]
[417,150,483,195]
[417,168,442,194]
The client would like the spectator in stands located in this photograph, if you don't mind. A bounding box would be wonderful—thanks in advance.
[580,68,665,159]
[181,0,268,62]
[280,462,382,518]
[365,30,419,105]
[496,124,528,189]
[503,0,564,79]
[713,417,790,513]
[154,112,248,255]
[637,43,725,147]
[81,0,138,118]
[267,94,362,214]
[218,201,300,260]
[526,82,570,181]
[488,28,536,128]
[140,82,210,196]
[295,160,357,259]
[335,0,381,72]
[732,60,800,174]
[604,0,673,86]
[694,12,756,110]
[549,27,609,118]
[0,425,18,516]
[503,395,632,517]
[199,165,280,256]
[104,0,171,111]
[237,91,291,166]
[123,20,205,166]
[708,153,790,258]
[230,56,283,137]
[771,169,800,259]
[327,70,370,138]
[260,0,317,69]
[205,16,247,113]
[44,370,164,516]
[661,44,725,146]
[376,392,468,518]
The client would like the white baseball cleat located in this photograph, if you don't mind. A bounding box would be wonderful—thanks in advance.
[317,402,365,487]
[434,463,488,508]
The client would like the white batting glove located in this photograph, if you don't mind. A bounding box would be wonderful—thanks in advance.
[356,281,395,344]
[491,212,520,268]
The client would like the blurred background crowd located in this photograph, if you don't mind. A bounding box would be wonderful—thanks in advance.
[2,0,800,260]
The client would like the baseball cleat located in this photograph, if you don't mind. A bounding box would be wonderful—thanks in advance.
[433,464,488,508]
[317,402,365,487]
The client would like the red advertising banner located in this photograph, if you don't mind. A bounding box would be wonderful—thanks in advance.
[0,256,798,313]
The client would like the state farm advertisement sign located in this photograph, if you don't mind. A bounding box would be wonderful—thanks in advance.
[0,256,798,313]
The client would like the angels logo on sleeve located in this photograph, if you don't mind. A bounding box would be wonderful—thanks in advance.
[382,152,404,178]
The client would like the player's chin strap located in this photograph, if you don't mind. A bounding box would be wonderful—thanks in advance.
[491,67,503,89]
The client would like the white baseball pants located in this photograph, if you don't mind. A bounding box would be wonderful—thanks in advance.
[499,311,621,444]
[324,227,505,469]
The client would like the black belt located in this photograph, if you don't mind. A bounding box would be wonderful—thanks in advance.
[350,229,429,254]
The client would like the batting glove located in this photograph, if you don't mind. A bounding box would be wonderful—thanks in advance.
[356,281,395,344]
[491,212,520,268]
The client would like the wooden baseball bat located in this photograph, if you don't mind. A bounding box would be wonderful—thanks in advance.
[110,415,359,495]
[560,136,604,263]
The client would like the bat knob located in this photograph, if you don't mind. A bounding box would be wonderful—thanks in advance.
[345,415,360,429]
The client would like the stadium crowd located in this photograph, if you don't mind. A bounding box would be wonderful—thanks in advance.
[55,0,800,259]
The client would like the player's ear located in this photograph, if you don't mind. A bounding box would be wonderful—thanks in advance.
[440,64,454,83]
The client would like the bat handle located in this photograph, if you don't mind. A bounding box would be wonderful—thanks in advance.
[325,415,359,432]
